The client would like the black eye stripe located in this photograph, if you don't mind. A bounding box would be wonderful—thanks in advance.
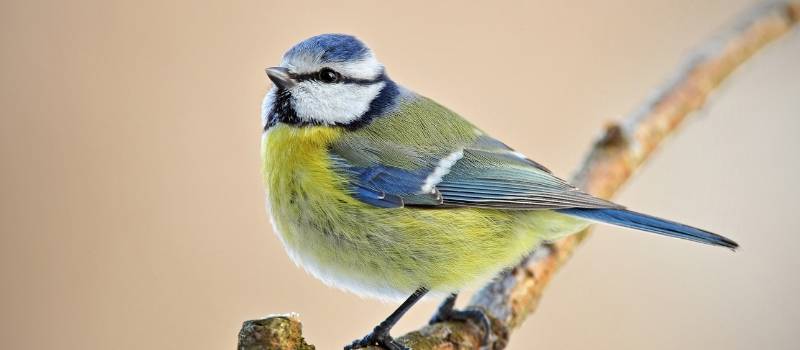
[291,69,385,85]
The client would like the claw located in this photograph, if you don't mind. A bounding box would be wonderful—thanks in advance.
[429,293,492,345]
[344,327,408,350]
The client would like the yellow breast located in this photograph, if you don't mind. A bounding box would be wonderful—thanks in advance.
[261,124,342,174]
[261,124,352,212]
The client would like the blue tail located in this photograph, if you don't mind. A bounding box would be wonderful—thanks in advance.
[557,208,738,249]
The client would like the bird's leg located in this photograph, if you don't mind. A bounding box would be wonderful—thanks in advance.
[429,293,492,345]
[345,287,428,350]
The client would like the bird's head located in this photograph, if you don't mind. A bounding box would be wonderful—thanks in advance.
[262,34,399,130]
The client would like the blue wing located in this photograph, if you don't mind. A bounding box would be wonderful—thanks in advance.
[329,132,619,210]
[329,154,442,208]
[436,148,619,209]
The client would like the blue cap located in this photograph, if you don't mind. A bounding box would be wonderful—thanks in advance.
[283,34,370,63]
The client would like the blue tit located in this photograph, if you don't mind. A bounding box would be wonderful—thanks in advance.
[260,34,737,350]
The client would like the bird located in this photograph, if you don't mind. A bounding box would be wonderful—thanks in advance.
[260,33,738,350]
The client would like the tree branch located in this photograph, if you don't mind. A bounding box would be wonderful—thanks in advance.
[238,2,799,349]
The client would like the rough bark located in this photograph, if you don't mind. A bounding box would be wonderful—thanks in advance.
[238,2,800,349]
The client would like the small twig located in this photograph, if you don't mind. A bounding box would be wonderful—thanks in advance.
[238,2,799,349]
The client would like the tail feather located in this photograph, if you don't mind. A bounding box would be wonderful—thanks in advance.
[558,208,738,250]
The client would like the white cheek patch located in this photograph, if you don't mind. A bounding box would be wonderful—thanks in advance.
[290,81,384,125]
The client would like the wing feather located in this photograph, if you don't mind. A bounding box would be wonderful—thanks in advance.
[434,147,620,209]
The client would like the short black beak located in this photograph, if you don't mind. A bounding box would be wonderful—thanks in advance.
[265,67,296,89]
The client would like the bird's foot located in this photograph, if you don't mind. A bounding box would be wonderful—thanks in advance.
[344,324,408,350]
[429,294,492,345]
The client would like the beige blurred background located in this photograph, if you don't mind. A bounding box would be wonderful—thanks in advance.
[1,0,799,349]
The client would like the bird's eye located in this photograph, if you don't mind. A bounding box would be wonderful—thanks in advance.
[318,68,341,83]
